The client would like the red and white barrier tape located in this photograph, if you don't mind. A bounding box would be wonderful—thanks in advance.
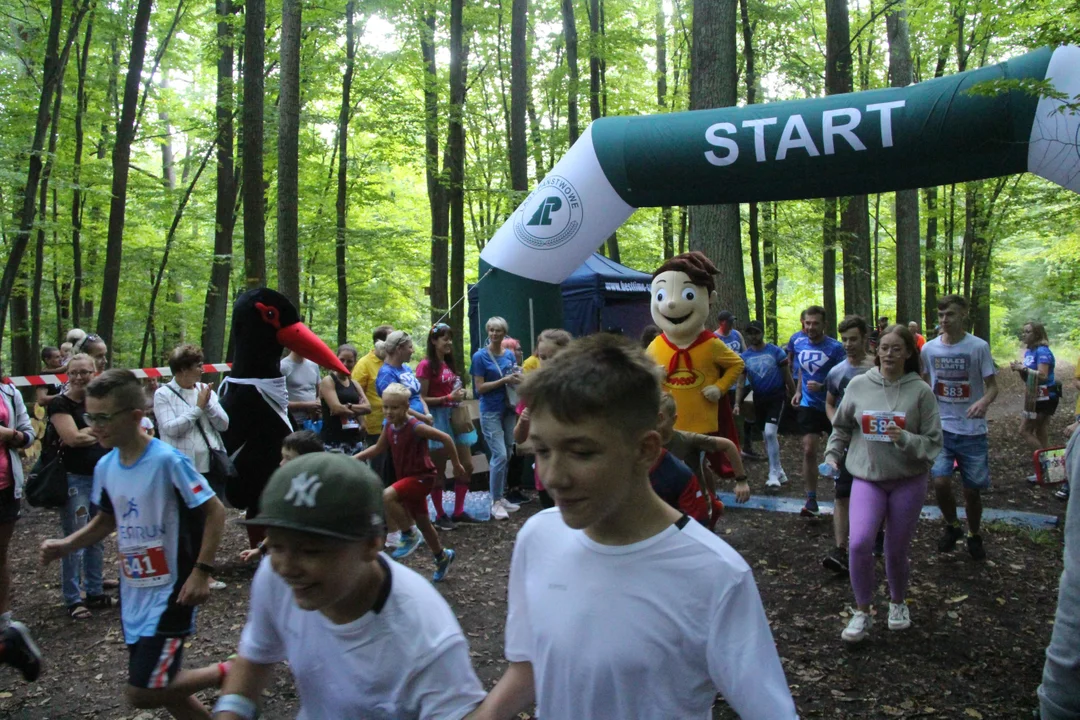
[1,363,233,387]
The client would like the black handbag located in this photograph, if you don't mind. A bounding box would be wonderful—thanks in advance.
[166,384,237,496]
[25,422,68,509]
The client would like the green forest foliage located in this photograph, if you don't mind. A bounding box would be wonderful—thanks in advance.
[1,0,1078,373]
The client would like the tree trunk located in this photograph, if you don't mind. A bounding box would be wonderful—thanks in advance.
[688,0,744,325]
[739,0,762,322]
[0,0,86,358]
[825,0,870,322]
[562,0,579,145]
[277,0,301,307]
[97,0,153,357]
[945,183,955,294]
[924,187,939,329]
[242,0,266,289]
[763,201,779,343]
[448,0,468,369]
[872,193,881,321]
[656,0,672,258]
[588,0,601,122]
[823,198,838,336]
[202,0,235,364]
[510,0,528,193]
[526,19,545,184]
[71,10,94,329]
[159,73,176,191]
[888,4,920,326]
[421,4,449,326]
[335,0,355,345]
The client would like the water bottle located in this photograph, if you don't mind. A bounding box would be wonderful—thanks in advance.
[818,462,840,479]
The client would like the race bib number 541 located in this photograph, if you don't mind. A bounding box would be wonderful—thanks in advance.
[121,543,171,588]
[861,411,906,442]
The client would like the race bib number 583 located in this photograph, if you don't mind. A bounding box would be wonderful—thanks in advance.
[121,543,171,588]
[934,380,970,402]
[861,411,906,442]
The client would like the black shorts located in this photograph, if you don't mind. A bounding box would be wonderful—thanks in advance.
[128,635,186,689]
[0,485,19,524]
[1035,396,1060,417]
[752,394,786,428]
[797,406,832,435]
[835,462,854,499]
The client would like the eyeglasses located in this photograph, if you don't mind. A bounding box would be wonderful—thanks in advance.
[67,370,94,377]
[82,408,135,426]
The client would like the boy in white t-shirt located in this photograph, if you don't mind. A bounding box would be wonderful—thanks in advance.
[214,452,485,720]
[468,334,797,720]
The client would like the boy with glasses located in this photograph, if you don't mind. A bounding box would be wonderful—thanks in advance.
[41,369,228,718]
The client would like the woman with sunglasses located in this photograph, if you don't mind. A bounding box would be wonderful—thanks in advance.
[418,323,477,529]
[45,353,113,619]
[72,333,109,374]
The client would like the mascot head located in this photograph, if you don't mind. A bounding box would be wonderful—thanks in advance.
[650,251,718,346]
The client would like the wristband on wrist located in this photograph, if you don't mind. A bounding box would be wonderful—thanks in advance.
[213,693,259,719]
[735,476,748,483]
[194,561,216,575]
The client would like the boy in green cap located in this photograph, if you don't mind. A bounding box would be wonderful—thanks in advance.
[214,452,484,720]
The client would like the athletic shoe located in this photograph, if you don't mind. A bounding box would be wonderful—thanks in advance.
[888,602,911,631]
[937,524,965,552]
[505,489,531,505]
[777,470,790,485]
[208,580,227,591]
[1,621,43,682]
[765,474,781,490]
[491,502,509,521]
[391,531,424,559]
[800,498,819,517]
[1056,485,1070,501]
[873,529,885,558]
[433,548,456,583]
[434,515,456,531]
[1026,474,1038,485]
[499,498,521,513]
[822,546,848,573]
[967,533,986,561]
[385,530,402,550]
[452,512,481,524]
[841,610,873,644]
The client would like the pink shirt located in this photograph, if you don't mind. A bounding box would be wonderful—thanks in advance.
[0,399,11,490]
[416,359,460,402]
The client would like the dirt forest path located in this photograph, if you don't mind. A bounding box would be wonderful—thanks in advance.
[0,365,1071,718]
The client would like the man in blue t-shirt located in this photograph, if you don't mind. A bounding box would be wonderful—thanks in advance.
[735,321,794,488]
[41,370,227,716]
[786,306,846,516]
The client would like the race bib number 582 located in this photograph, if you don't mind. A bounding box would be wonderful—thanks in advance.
[121,543,171,588]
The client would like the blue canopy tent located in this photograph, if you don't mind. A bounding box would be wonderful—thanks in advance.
[468,253,653,355]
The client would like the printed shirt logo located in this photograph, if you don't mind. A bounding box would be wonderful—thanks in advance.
[798,349,827,375]
[513,175,583,251]
[745,354,777,380]
[123,498,139,520]
[284,472,323,508]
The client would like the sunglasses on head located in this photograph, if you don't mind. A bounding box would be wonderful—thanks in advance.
[430,323,451,335]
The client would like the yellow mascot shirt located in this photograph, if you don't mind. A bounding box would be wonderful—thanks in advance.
[647,330,745,434]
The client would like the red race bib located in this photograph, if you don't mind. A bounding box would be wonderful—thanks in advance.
[861,411,906,442]
[934,380,970,402]
[121,543,171,588]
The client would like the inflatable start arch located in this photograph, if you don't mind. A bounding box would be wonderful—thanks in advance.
[475,45,1080,347]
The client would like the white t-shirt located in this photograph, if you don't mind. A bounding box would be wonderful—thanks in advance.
[279,355,321,422]
[505,509,797,720]
[921,333,996,436]
[238,555,484,720]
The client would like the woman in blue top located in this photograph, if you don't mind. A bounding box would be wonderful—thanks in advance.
[1011,321,1057,453]
[471,316,523,521]
[376,331,432,424]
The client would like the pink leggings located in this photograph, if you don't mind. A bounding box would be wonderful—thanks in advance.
[849,474,928,607]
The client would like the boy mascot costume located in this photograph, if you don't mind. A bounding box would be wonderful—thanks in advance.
[646,252,745,492]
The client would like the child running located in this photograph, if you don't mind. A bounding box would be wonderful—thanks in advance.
[824,325,943,643]
[354,383,466,582]
[40,369,227,718]
[218,453,485,719]
[469,334,796,720]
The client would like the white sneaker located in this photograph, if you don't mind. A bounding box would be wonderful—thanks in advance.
[766,474,781,489]
[491,502,509,521]
[499,498,521,513]
[841,610,873,643]
[209,579,227,591]
[888,602,911,630]
[777,470,789,485]
[385,530,402,549]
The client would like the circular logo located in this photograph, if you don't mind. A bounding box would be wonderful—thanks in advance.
[664,369,705,390]
[512,175,584,251]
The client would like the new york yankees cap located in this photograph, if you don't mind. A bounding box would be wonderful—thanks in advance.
[239,452,385,542]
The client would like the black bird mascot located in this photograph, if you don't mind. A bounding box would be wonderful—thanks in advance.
[218,288,348,546]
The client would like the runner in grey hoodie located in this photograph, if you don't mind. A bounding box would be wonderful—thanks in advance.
[1039,426,1080,718]
[824,325,943,644]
